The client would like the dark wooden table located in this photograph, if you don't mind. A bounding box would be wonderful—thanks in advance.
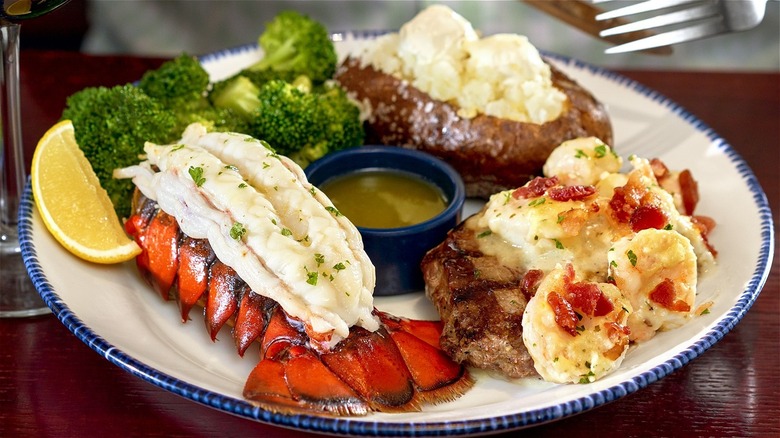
[2,51,778,437]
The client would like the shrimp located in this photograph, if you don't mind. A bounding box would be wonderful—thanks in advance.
[522,264,632,384]
[542,137,623,186]
[608,228,697,342]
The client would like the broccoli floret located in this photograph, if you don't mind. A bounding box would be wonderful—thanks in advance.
[249,78,364,167]
[209,75,262,119]
[209,11,339,120]
[137,53,235,135]
[315,81,365,153]
[251,79,322,155]
[61,85,177,218]
[247,10,337,84]
[138,53,210,107]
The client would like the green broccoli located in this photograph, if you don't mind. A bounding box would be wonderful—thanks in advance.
[137,53,210,107]
[315,81,365,154]
[208,10,337,108]
[246,10,338,84]
[61,85,177,218]
[209,75,262,120]
[249,77,364,167]
[251,79,321,154]
[138,53,246,134]
[58,11,354,218]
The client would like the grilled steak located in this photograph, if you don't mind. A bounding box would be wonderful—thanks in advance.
[421,214,538,379]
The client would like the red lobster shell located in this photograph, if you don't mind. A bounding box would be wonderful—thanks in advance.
[124,191,473,416]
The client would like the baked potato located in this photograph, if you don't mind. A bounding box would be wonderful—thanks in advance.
[335,57,613,198]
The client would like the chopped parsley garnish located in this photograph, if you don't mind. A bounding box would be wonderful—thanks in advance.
[314,253,325,266]
[306,269,318,286]
[325,206,342,216]
[229,222,246,240]
[281,228,293,237]
[553,238,564,249]
[188,166,206,187]
[579,368,596,384]
[333,262,346,271]
[171,144,185,151]
[574,149,588,159]
[594,144,607,158]
[626,249,638,266]
[528,197,546,207]
[477,229,492,238]
[224,164,238,171]
[238,182,248,188]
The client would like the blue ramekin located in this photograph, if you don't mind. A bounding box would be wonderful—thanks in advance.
[305,146,465,296]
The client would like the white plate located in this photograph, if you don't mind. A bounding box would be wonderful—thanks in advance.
[20,33,775,435]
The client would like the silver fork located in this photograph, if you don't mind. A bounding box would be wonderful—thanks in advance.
[592,0,769,54]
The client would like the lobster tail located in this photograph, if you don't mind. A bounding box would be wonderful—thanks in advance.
[176,236,213,322]
[126,194,473,416]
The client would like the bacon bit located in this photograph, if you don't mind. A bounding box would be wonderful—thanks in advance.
[692,215,716,234]
[562,263,576,284]
[566,282,614,317]
[630,204,669,232]
[678,169,699,215]
[609,186,640,223]
[649,278,691,312]
[548,185,597,202]
[512,176,558,199]
[566,282,601,316]
[602,322,631,361]
[559,208,589,236]
[521,269,544,299]
[650,158,669,180]
[691,215,718,257]
[610,175,670,231]
[547,291,579,337]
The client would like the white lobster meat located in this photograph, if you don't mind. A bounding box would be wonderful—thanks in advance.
[116,123,378,346]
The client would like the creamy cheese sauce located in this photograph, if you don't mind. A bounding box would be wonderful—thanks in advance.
[469,136,717,383]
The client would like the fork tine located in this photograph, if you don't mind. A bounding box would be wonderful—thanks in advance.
[595,0,703,21]
[604,20,727,53]
[600,2,721,36]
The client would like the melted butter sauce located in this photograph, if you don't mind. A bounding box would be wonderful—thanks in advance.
[320,170,447,229]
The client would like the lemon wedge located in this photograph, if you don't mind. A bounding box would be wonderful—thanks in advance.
[5,0,32,16]
[31,120,141,264]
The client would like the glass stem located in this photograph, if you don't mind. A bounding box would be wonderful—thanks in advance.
[0,20,22,229]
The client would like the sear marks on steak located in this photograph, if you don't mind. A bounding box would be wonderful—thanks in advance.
[421,215,538,379]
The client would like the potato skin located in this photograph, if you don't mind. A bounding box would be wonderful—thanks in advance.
[335,57,613,198]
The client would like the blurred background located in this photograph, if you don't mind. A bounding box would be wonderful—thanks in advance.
[21,0,780,71]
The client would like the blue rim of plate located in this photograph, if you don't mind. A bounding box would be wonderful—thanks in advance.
[19,38,775,436]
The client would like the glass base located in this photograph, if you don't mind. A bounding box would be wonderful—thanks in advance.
[0,229,49,318]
